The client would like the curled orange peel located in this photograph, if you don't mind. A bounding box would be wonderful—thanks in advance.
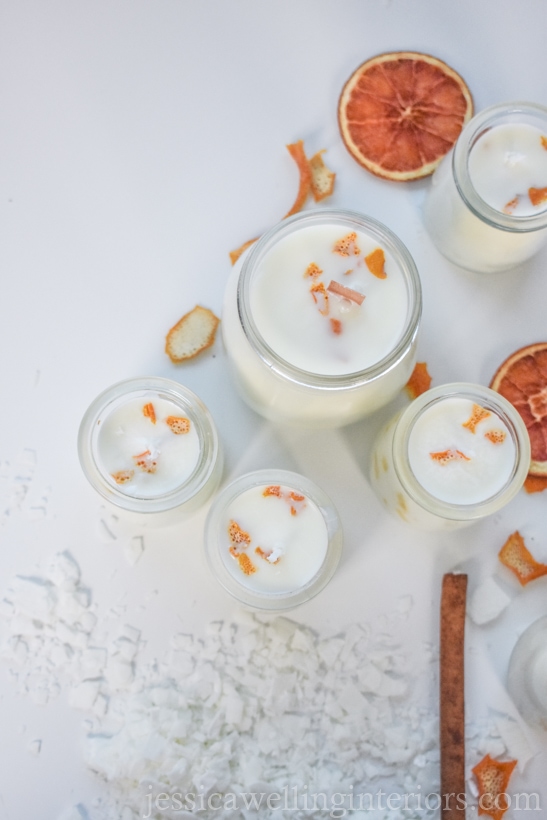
[365,247,387,279]
[284,140,313,218]
[472,754,517,820]
[229,237,258,266]
[462,404,491,433]
[524,474,547,493]
[498,530,547,585]
[405,362,432,399]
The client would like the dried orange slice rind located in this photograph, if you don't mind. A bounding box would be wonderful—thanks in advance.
[472,754,517,820]
[165,305,220,363]
[284,140,313,218]
[490,342,547,477]
[338,51,473,181]
[308,150,336,202]
[405,362,432,399]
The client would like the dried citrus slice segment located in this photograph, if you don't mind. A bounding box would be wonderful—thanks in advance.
[490,342,547,477]
[338,51,473,181]
[472,754,517,820]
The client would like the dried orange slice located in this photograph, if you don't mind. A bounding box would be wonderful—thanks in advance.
[490,343,547,477]
[338,51,473,181]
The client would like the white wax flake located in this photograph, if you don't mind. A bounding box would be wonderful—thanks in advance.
[28,738,42,756]
[124,535,145,566]
[468,576,512,625]
[55,805,88,820]
[8,576,57,622]
[495,714,536,772]
[46,552,80,590]
[69,680,101,711]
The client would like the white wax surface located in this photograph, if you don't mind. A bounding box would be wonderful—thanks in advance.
[468,123,547,215]
[408,398,516,505]
[97,394,200,498]
[220,484,328,594]
[531,649,547,712]
[250,223,408,375]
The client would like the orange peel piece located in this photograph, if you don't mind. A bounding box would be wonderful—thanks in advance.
[327,280,365,305]
[333,231,361,257]
[472,754,517,820]
[304,262,323,279]
[263,486,282,497]
[132,450,157,474]
[284,140,312,218]
[542,135,547,150]
[310,281,329,316]
[229,237,258,266]
[330,318,342,335]
[529,186,547,207]
[142,403,156,424]
[111,470,134,485]
[484,429,506,444]
[405,362,432,399]
[524,474,547,493]
[503,196,519,214]
[255,546,280,565]
[165,305,220,362]
[498,530,547,585]
[365,247,387,279]
[430,449,470,465]
[308,149,336,202]
[462,404,491,433]
[166,416,191,435]
[228,520,251,546]
[230,548,256,575]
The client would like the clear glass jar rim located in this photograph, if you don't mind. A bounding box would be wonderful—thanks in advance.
[453,101,547,233]
[392,382,531,521]
[77,376,220,513]
[237,209,422,390]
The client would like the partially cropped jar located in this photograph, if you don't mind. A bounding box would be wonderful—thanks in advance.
[369,383,530,530]
[424,102,547,273]
[222,209,422,428]
[78,377,222,526]
[507,615,547,732]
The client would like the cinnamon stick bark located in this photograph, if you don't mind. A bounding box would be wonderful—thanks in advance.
[440,573,468,818]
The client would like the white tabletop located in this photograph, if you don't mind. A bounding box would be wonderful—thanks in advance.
[1,1,547,818]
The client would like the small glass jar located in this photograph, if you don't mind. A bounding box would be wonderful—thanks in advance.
[507,615,547,731]
[424,102,547,273]
[78,377,222,524]
[369,383,530,530]
[222,209,422,428]
[204,469,343,610]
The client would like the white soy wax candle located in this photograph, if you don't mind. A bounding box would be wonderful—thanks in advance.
[370,383,530,530]
[78,377,222,522]
[508,615,547,732]
[222,210,421,427]
[424,102,547,273]
[204,470,343,609]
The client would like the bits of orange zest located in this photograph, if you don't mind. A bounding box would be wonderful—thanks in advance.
[430,449,470,465]
[524,474,547,493]
[542,135,547,150]
[228,520,251,546]
[327,279,365,305]
[498,530,547,585]
[405,362,432,399]
[166,416,191,435]
[308,149,336,202]
[263,486,307,515]
[132,450,157,474]
[333,232,361,257]
[472,754,517,820]
[284,139,313,218]
[484,429,506,444]
[503,196,519,214]
[289,492,305,502]
[529,186,547,207]
[330,318,343,335]
[229,237,258,266]
[229,547,256,575]
[263,485,282,497]
[111,469,134,485]
[304,262,323,278]
[343,268,353,276]
[255,546,279,564]
[365,247,387,279]
[142,403,156,424]
[310,281,329,316]
[462,404,491,433]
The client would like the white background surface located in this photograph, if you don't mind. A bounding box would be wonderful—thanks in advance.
[1,1,547,817]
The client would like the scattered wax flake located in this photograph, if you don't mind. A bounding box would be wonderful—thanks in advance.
[45,552,80,590]
[405,362,432,399]
[124,535,145,567]
[494,714,536,773]
[468,577,511,625]
[28,738,41,756]
[68,680,100,711]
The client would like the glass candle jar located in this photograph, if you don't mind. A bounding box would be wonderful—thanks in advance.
[424,102,547,273]
[204,469,343,610]
[507,615,547,731]
[78,377,222,524]
[222,209,422,428]
[369,383,530,530]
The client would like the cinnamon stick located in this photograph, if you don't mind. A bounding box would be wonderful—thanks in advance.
[440,573,468,818]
